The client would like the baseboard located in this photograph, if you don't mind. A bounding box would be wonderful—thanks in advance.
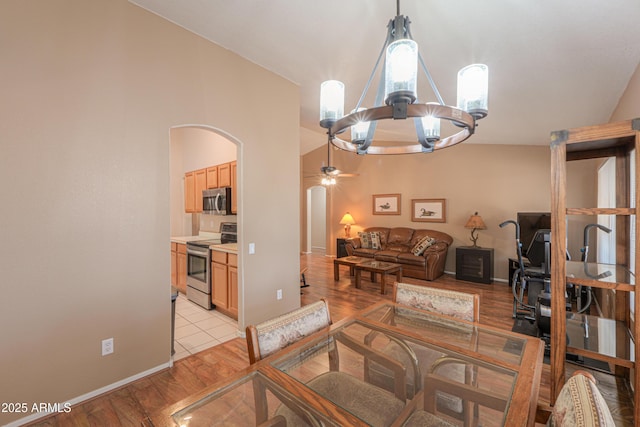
[6,361,172,427]
[445,270,508,284]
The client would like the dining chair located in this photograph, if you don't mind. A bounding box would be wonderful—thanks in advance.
[546,370,614,427]
[368,283,481,424]
[246,298,332,364]
[393,282,480,322]
[402,365,507,427]
[246,299,408,427]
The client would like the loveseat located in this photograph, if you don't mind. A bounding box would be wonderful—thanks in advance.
[344,227,453,281]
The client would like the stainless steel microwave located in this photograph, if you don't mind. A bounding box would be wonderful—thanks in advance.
[203,187,232,215]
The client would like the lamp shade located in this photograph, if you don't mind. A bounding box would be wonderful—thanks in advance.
[384,39,418,105]
[339,212,356,225]
[320,80,344,128]
[465,212,487,230]
[457,64,489,119]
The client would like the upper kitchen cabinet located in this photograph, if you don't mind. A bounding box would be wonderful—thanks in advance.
[218,162,231,188]
[194,169,207,212]
[184,171,195,213]
[206,166,218,189]
[231,161,237,214]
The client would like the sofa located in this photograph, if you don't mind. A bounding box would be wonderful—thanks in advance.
[344,227,453,281]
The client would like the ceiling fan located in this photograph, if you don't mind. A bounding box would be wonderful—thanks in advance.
[305,141,359,185]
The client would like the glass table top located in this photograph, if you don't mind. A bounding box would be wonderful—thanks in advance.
[270,320,518,427]
[170,370,343,427]
[359,303,528,366]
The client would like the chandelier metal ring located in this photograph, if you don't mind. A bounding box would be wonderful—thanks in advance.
[328,103,475,155]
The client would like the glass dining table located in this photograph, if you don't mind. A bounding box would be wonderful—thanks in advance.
[146,301,544,427]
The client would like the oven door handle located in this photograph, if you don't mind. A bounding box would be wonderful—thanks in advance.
[187,248,209,257]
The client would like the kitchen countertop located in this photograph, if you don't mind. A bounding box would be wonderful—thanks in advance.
[210,242,238,253]
[171,232,221,245]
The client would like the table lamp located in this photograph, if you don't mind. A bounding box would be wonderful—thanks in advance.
[339,212,356,238]
[465,212,487,247]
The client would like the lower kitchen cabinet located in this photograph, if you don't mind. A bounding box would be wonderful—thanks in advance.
[211,250,238,320]
[176,243,187,294]
[228,254,238,317]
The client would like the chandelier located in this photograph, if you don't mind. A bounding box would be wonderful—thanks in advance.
[319,1,488,155]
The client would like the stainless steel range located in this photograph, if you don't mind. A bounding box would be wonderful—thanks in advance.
[186,222,237,309]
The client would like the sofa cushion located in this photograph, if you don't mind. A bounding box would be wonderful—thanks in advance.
[396,252,427,267]
[386,243,412,252]
[375,250,402,263]
[387,227,414,246]
[352,248,378,258]
[411,235,436,256]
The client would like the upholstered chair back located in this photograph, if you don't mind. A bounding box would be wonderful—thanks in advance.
[393,282,480,322]
[547,371,615,426]
[246,299,332,364]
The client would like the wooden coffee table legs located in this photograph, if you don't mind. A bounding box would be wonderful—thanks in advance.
[354,265,402,294]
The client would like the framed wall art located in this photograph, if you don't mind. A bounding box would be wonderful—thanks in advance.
[411,198,446,222]
[372,194,401,215]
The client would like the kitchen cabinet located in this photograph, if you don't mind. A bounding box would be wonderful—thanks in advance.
[194,168,207,212]
[550,118,640,419]
[210,249,238,319]
[206,166,218,189]
[170,242,177,286]
[228,253,238,317]
[176,243,187,294]
[230,161,237,214]
[184,172,195,213]
[218,162,231,187]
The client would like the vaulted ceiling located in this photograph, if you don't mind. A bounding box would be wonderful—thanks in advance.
[130,0,640,154]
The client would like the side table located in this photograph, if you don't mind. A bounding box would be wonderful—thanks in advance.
[456,246,494,284]
[336,238,348,258]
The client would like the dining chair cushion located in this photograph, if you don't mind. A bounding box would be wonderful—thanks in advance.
[253,300,331,360]
[547,371,615,427]
[394,283,478,322]
[307,371,405,427]
[402,410,456,427]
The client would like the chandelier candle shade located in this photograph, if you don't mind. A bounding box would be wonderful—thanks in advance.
[319,1,488,155]
[339,212,356,238]
[465,212,487,248]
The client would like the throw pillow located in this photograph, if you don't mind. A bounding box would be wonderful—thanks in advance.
[370,232,382,250]
[358,231,372,249]
[411,235,436,256]
[358,231,382,250]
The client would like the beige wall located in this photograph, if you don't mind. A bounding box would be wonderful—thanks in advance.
[302,143,599,280]
[0,1,300,424]
[611,61,640,121]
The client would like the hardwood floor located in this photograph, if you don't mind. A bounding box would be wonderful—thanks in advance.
[27,253,633,426]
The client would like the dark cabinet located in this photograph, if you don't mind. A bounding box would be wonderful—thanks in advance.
[336,238,348,258]
[456,247,494,284]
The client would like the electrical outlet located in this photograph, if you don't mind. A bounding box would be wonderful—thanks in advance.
[276,289,282,300]
[249,243,255,254]
[102,338,114,356]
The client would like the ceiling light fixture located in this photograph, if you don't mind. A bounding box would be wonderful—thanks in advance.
[319,0,488,155]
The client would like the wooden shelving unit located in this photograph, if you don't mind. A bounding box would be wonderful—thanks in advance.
[550,118,640,421]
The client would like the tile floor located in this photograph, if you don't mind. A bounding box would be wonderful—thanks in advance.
[173,293,240,361]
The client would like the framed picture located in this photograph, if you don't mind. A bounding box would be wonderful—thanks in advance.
[372,194,401,215]
[411,198,446,222]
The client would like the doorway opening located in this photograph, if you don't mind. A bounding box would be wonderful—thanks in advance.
[306,185,327,255]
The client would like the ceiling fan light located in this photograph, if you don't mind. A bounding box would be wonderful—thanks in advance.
[421,115,440,141]
[384,39,418,105]
[320,80,345,128]
[457,64,489,119]
[350,108,370,145]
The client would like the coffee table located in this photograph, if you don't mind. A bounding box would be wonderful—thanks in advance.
[333,256,367,281]
[354,260,402,294]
